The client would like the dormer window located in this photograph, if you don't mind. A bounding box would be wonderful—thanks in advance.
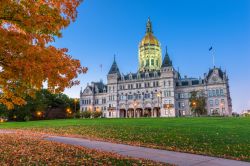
[121,75,124,81]
[154,71,158,77]
[129,74,132,80]
[145,72,149,78]
[137,73,141,79]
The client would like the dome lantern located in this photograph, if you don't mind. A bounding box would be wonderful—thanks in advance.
[138,18,162,72]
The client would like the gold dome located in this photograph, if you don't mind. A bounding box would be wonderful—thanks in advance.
[140,32,160,47]
[139,18,160,48]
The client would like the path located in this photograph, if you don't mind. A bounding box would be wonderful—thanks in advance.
[1,130,249,166]
[45,136,250,166]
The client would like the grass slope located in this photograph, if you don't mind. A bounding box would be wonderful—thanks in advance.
[1,117,250,161]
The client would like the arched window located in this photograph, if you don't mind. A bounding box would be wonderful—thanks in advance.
[151,59,154,66]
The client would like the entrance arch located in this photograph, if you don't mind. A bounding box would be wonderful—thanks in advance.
[119,109,126,118]
[144,108,152,117]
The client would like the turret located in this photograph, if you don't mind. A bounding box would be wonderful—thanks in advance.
[107,55,120,84]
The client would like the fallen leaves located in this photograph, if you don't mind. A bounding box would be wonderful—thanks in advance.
[0,130,169,165]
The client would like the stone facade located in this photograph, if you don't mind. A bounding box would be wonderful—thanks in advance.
[80,19,232,118]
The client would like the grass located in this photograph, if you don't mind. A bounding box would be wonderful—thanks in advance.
[1,117,250,162]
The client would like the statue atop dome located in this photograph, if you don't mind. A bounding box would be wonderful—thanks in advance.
[146,17,153,33]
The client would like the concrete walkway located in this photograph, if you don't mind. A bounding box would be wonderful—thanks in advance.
[45,136,250,166]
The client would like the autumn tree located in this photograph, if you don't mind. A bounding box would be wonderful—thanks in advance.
[0,0,87,109]
[189,91,207,116]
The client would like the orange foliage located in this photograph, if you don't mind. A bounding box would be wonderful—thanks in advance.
[0,0,87,109]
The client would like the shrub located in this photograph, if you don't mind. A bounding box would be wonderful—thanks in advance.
[92,111,102,118]
[74,111,81,119]
[82,111,91,118]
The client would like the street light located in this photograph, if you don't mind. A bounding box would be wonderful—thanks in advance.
[36,111,42,117]
[156,92,161,117]
[67,108,72,114]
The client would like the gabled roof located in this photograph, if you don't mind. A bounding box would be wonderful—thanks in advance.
[207,67,224,80]
[90,81,107,94]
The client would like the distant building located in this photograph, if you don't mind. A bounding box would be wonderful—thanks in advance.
[80,18,232,118]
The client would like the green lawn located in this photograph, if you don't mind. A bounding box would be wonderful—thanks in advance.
[1,117,250,161]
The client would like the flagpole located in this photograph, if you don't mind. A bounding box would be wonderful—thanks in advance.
[209,46,215,67]
[212,52,215,67]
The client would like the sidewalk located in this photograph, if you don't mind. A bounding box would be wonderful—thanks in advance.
[45,136,250,166]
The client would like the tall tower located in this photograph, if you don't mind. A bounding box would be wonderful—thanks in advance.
[138,18,162,72]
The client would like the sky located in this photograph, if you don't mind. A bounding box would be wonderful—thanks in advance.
[53,0,250,113]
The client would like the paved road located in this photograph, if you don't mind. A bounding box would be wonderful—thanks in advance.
[0,130,14,134]
[45,136,250,166]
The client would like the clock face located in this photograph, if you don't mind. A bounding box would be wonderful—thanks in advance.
[212,76,218,82]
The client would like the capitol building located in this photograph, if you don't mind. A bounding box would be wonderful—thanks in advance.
[80,19,232,118]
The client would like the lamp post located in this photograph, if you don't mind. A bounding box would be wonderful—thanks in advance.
[74,98,77,114]
[133,100,137,118]
[156,92,161,116]
[192,101,197,116]
[66,108,72,117]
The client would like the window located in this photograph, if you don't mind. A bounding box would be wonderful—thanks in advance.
[144,93,150,99]
[210,108,213,114]
[156,60,159,66]
[192,80,199,85]
[129,74,132,80]
[215,99,219,106]
[221,99,225,104]
[220,89,224,96]
[216,89,220,96]
[209,100,213,107]
[179,102,185,109]
[151,59,154,65]
[102,98,106,104]
[146,59,149,66]
[208,90,212,97]
[128,95,133,100]
[212,90,216,96]
[181,81,188,86]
